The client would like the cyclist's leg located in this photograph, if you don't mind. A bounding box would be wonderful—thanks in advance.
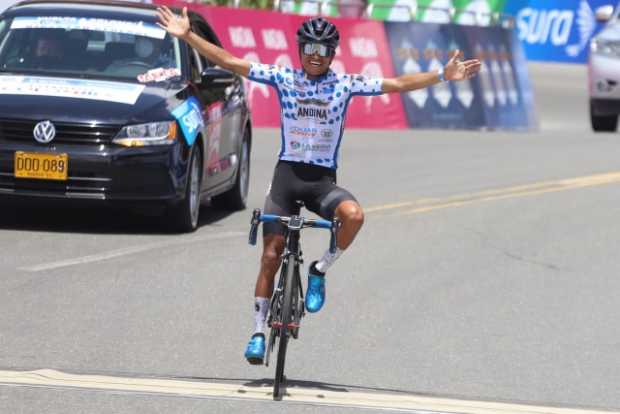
[304,184,360,312]
[256,163,301,300]
[332,199,364,250]
[246,163,298,363]
[312,185,362,266]
[254,234,285,298]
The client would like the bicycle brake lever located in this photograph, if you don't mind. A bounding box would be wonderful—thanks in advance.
[249,208,261,245]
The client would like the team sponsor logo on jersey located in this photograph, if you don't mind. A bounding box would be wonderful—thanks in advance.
[289,126,318,137]
[297,98,329,107]
[297,106,328,120]
[320,129,333,138]
[289,140,331,152]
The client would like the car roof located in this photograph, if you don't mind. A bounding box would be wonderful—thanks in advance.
[1,0,222,46]
[3,0,198,22]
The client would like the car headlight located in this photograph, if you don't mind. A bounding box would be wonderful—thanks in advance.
[113,121,177,147]
[591,38,620,57]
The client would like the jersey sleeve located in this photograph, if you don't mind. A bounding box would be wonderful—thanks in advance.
[349,74,384,96]
[247,62,289,88]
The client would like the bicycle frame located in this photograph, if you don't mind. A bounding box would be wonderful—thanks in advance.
[270,219,305,335]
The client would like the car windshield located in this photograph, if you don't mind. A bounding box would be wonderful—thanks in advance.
[0,15,182,82]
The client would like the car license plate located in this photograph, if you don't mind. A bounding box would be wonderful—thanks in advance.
[14,151,68,181]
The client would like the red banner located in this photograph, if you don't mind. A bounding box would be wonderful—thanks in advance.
[155,1,407,129]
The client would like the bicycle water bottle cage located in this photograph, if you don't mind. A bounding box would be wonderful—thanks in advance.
[288,215,304,230]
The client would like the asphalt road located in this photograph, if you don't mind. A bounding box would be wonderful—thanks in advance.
[1,62,620,414]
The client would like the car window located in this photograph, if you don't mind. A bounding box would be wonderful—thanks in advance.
[191,20,218,68]
[0,16,182,83]
[189,47,203,81]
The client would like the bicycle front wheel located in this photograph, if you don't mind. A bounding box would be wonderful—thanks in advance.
[274,254,297,400]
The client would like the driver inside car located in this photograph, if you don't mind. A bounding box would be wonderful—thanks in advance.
[105,36,174,76]
[24,29,67,69]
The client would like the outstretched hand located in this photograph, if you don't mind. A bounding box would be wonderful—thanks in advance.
[156,6,190,39]
[444,50,481,82]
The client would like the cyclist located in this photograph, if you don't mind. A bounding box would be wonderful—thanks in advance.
[156,6,481,365]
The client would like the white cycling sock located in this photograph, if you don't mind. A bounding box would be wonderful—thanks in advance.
[253,297,269,335]
[315,247,343,274]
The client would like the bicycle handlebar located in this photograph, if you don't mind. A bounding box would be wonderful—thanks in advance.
[249,208,339,253]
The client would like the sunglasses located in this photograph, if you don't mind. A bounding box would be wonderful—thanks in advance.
[302,43,332,57]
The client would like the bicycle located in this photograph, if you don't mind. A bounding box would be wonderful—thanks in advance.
[249,206,338,400]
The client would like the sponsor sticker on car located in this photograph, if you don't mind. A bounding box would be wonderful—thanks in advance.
[11,16,166,39]
[0,75,145,105]
[137,68,181,83]
[172,96,204,146]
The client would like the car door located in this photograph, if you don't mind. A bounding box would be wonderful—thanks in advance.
[185,44,221,191]
[193,20,245,187]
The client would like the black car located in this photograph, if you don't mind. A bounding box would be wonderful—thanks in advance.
[0,0,252,232]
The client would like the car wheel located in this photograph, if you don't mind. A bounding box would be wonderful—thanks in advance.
[168,145,202,233]
[590,103,618,132]
[212,130,250,211]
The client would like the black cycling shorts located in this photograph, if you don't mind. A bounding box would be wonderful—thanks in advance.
[263,160,357,237]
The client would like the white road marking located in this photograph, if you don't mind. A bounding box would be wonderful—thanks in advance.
[18,231,245,272]
[0,369,615,414]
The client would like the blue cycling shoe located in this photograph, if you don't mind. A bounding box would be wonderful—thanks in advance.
[305,261,326,313]
[244,333,265,365]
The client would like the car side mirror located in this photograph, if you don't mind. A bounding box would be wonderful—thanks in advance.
[201,67,235,86]
[595,5,614,22]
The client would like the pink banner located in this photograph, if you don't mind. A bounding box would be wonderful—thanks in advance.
[156,1,407,129]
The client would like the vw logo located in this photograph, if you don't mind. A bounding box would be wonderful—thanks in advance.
[33,120,56,144]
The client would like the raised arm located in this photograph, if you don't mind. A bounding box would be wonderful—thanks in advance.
[381,50,481,93]
[156,6,251,77]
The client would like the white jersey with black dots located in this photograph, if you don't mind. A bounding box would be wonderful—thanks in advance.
[248,62,383,170]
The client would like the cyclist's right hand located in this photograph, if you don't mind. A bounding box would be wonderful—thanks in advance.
[156,6,190,39]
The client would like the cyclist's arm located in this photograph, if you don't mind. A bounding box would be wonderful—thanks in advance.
[181,31,250,77]
[382,50,481,93]
[157,6,250,77]
[381,71,442,93]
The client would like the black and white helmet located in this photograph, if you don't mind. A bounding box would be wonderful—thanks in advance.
[296,17,340,50]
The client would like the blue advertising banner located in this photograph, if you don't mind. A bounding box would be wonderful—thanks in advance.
[385,22,484,129]
[385,21,537,130]
[504,0,611,63]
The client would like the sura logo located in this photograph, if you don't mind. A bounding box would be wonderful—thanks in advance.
[182,103,204,134]
[516,1,596,57]
[516,8,574,45]
[297,106,328,120]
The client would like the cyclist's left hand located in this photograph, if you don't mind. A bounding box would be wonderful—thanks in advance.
[444,50,481,81]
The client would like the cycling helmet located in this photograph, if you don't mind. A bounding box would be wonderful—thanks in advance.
[296,17,340,50]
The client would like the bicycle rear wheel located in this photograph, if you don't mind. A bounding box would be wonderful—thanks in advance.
[273,254,297,400]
